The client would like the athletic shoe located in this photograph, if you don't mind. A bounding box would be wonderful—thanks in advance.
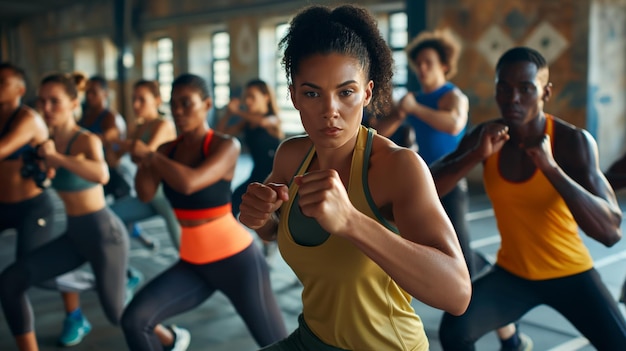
[164,325,191,351]
[500,332,533,351]
[125,267,144,305]
[131,223,158,250]
[58,313,92,347]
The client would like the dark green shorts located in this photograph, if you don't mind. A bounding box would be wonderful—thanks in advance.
[259,314,349,351]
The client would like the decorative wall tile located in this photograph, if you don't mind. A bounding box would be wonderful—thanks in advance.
[475,25,515,67]
[523,21,569,64]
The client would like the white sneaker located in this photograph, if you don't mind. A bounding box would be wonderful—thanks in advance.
[167,325,190,351]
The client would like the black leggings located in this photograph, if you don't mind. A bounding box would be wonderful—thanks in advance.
[439,265,626,351]
[121,243,288,351]
[0,208,129,335]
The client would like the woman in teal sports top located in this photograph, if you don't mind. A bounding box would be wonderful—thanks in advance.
[0,73,129,351]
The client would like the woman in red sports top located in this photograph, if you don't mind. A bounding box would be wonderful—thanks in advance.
[120,73,287,351]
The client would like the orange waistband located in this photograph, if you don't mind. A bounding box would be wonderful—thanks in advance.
[180,213,253,264]
[173,203,232,220]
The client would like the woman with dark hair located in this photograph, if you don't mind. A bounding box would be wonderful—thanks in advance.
[0,73,129,351]
[217,79,283,218]
[109,79,180,248]
[238,4,471,351]
[120,73,287,351]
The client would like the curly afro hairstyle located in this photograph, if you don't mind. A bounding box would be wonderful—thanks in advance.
[279,4,394,119]
[405,29,462,79]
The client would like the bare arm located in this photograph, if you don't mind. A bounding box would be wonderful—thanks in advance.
[134,145,166,202]
[215,111,246,136]
[528,129,622,246]
[371,103,406,137]
[402,89,468,135]
[238,138,302,241]
[143,136,240,195]
[41,134,109,184]
[430,122,509,196]
[0,109,46,160]
[145,120,177,151]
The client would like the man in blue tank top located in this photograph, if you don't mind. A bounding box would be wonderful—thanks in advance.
[376,30,479,274]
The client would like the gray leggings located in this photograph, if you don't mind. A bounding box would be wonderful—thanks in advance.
[110,186,180,248]
[0,190,55,260]
[0,207,129,335]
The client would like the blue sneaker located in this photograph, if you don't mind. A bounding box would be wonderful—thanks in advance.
[125,267,144,305]
[58,313,92,347]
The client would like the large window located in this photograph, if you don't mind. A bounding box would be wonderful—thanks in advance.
[386,12,409,101]
[211,31,230,110]
[272,23,302,135]
[155,38,174,103]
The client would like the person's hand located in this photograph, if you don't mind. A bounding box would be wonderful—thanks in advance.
[521,134,557,171]
[130,139,151,159]
[37,139,60,167]
[399,93,419,114]
[239,182,289,230]
[294,169,357,236]
[473,122,510,161]
[113,139,131,153]
[227,98,241,114]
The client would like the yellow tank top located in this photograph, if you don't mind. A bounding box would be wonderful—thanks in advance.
[278,126,428,351]
[483,115,593,280]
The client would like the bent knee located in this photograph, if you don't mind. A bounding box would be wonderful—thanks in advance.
[439,313,475,349]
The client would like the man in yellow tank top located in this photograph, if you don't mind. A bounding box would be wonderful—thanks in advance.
[432,47,626,351]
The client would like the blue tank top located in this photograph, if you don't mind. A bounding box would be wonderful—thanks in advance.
[79,109,108,134]
[162,130,232,209]
[51,129,99,192]
[1,106,34,160]
[405,82,466,165]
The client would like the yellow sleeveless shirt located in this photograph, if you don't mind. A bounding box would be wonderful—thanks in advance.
[278,126,428,350]
[483,115,593,280]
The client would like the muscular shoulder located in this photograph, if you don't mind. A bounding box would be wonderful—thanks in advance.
[213,131,241,154]
[369,134,430,200]
[18,106,48,139]
[71,130,103,156]
[440,86,468,106]
[552,116,597,170]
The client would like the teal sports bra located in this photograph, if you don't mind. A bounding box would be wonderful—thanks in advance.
[51,129,99,192]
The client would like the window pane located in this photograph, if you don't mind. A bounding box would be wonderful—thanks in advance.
[212,32,230,59]
[276,83,292,108]
[214,85,230,109]
[392,51,408,85]
[390,31,408,49]
[275,23,289,45]
[158,63,174,81]
[157,38,173,61]
[390,12,407,30]
[213,60,230,85]
[393,86,408,102]
[160,85,172,103]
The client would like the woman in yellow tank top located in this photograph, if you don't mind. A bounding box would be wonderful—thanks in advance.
[238,4,472,351]
[432,47,626,351]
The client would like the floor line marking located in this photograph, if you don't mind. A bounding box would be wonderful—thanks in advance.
[546,336,589,351]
